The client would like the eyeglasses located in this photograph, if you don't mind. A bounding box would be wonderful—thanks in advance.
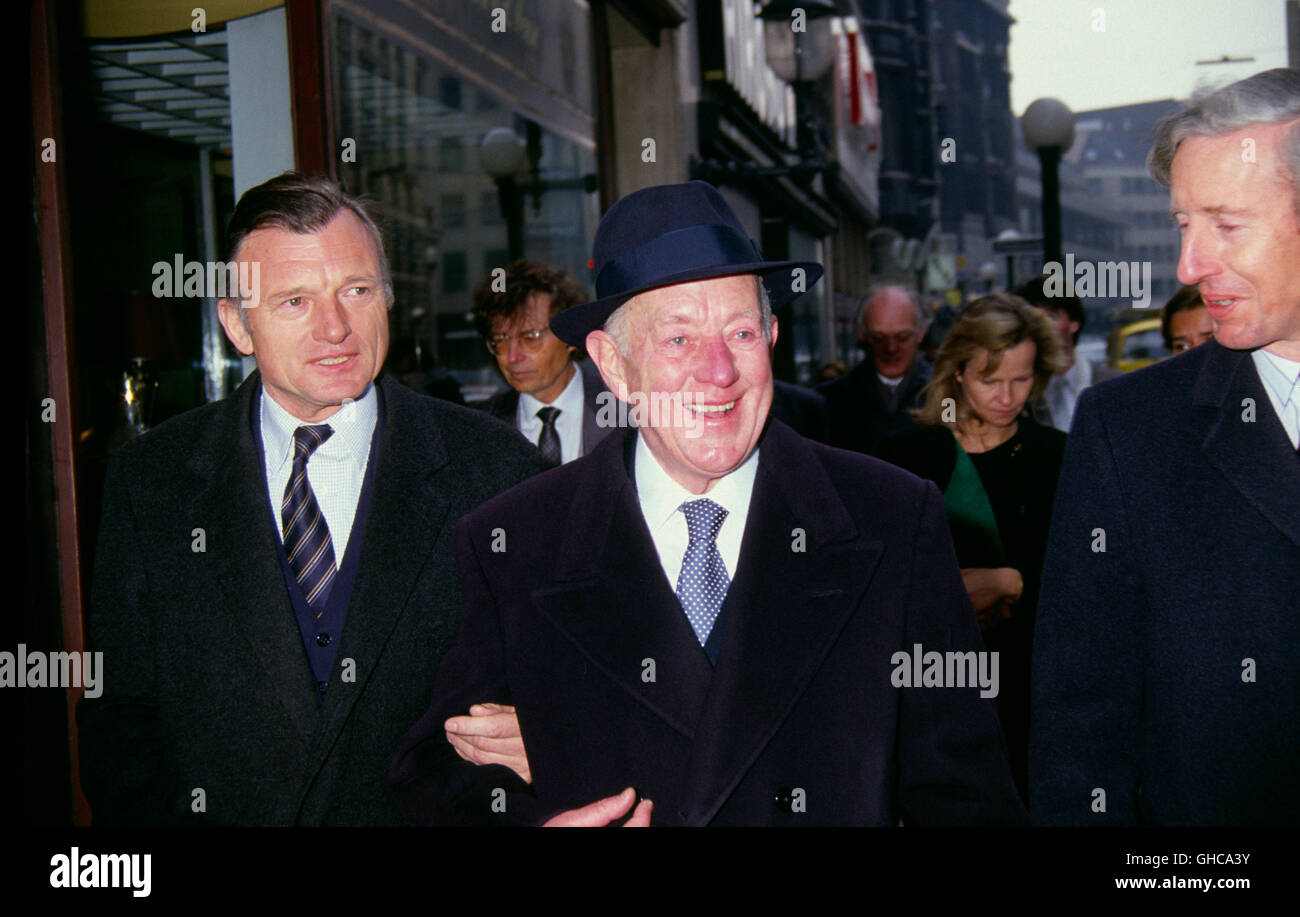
[485,327,551,356]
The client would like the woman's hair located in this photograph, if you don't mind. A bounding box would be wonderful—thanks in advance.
[914,293,1067,428]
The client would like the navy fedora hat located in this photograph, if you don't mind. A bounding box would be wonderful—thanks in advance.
[550,180,823,346]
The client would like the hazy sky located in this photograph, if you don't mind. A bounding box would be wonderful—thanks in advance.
[1008,0,1289,115]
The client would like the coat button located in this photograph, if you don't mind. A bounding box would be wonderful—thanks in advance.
[315,632,332,647]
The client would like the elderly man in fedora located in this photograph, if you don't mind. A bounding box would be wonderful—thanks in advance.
[390,181,1024,826]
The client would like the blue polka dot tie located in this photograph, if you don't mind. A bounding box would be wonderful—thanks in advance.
[675,499,731,645]
[282,425,337,615]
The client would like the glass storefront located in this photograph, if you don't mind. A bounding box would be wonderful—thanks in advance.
[329,1,600,403]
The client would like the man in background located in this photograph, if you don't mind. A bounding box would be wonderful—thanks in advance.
[1013,274,1091,432]
[820,285,931,456]
[472,260,613,465]
[1161,284,1215,354]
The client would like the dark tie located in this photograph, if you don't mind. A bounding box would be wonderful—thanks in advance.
[675,499,731,645]
[536,406,562,467]
[282,425,336,615]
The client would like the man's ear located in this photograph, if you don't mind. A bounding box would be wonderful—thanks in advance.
[586,330,630,401]
[768,315,779,352]
[217,298,255,356]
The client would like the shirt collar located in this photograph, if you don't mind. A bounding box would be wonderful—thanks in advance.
[1064,356,1091,392]
[260,382,379,472]
[1252,348,1300,405]
[518,362,583,421]
[634,431,759,533]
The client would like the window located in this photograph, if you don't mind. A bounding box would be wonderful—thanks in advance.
[439,75,461,110]
[440,194,467,230]
[442,250,468,293]
[440,137,464,172]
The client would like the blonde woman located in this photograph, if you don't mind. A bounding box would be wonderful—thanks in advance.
[879,293,1067,799]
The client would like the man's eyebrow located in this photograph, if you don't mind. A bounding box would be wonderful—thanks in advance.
[263,285,313,300]
[338,273,381,286]
[1170,205,1253,219]
[264,275,379,297]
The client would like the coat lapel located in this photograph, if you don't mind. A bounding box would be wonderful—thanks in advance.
[306,375,453,761]
[191,372,319,747]
[531,430,714,736]
[486,389,518,426]
[579,359,611,456]
[681,422,884,823]
[1196,342,1300,551]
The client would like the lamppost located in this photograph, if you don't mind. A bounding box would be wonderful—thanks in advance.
[1021,97,1075,269]
[760,0,837,170]
[693,0,838,184]
[481,124,599,263]
[480,126,528,263]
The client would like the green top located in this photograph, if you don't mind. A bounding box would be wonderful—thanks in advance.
[942,438,1005,562]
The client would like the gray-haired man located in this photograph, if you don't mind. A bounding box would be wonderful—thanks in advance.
[1031,69,1300,825]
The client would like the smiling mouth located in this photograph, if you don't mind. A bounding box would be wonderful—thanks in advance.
[1200,291,1238,308]
[686,401,736,415]
[316,355,353,366]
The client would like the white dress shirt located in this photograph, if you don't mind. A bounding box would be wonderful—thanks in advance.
[634,433,759,591]
[260,384,379,561]
[517,364,585,464]
[1251,348,1300,449]
[877,371,902,392]
[1045,356,1092,433]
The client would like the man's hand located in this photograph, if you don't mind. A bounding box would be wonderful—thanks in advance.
[445,703,532,785]
[543,787,653,827]
[961,567,1023,627]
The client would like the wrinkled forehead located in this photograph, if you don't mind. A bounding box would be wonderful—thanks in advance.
[627,274,763,325]
[1171,121,1299,198]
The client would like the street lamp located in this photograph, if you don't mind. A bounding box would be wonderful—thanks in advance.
[980,261,997,292]
[481,125,598,263]
[759,0,837,85]
[693,0,838,185]
[1021,97,1075,269]
[481,127,528,263]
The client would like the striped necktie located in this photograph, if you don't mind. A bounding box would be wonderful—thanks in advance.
[282,425,336,614]
[537,406,562,467]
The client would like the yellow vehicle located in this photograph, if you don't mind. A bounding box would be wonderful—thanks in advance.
[1107,314,1165,372]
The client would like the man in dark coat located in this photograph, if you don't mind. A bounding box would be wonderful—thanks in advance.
[473,260,615,464]
[390,181,1024,826]
[819,285,932,456]
[1031,68,1300,825]
[78,173,541,825]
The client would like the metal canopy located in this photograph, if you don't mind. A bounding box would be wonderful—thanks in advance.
[90,29,232,149]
